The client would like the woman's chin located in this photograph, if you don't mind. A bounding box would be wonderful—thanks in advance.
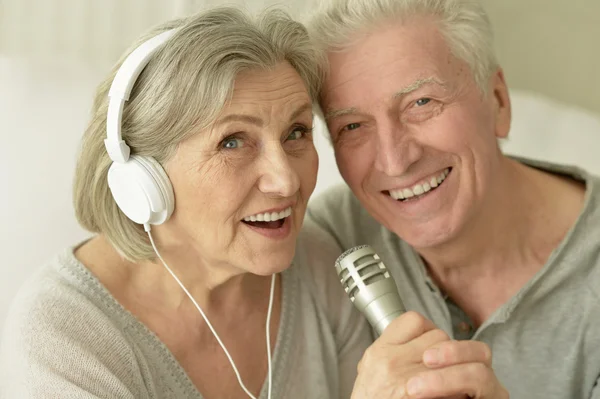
[243,248,296,276]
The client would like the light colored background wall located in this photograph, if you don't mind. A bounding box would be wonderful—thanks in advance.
[482,0,600,114]
[1,0,600,328]
[3,0,600,113]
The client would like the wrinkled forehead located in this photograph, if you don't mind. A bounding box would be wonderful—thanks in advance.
[319,19,468,110]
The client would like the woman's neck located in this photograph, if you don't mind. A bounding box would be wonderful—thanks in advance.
[75,235,272,318]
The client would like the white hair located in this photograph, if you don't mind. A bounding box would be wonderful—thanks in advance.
[308,0,498,92]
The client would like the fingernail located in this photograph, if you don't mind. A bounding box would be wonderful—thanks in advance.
[407,377,424,396]
[423,348,439,365]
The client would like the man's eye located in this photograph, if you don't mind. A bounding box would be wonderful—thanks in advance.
[221,137,243,149]
[415,98,432,107]
[344,123,361,131]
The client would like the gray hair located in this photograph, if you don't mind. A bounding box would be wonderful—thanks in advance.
[308,0,498,92]
[73,6,324,261]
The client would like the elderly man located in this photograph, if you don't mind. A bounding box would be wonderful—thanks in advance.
[307,0,600,398]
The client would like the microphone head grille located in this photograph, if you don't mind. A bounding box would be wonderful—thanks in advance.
[335,245,389,301]
[335,245,369,269]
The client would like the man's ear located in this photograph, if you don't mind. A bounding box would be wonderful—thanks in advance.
[491,68,511,139]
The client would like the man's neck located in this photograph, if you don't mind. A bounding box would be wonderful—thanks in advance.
[416,158,585,325]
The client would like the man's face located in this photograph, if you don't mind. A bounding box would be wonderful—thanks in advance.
[320,17,511,250]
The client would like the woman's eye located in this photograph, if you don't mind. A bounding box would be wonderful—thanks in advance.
[344,123,361,131]
[221,137,243,149]
[287,129,304,141]
[286,126,312,141]
[415,98,432,107]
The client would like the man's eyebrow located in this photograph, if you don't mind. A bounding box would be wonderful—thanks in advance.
[324,78,446,120]
[324,107,359,121]
[392,77,446,98]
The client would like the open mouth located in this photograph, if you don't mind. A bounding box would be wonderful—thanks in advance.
[241,207,292,229]
[242,219,286,229]
[387,167,452,202]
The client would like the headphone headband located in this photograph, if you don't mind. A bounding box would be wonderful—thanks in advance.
[104,29,178,163]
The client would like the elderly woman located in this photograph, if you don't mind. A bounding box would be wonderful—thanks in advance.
[0,7,372,399]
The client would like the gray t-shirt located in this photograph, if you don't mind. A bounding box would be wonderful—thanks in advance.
[307,158,600,399]
[0,219,372,398]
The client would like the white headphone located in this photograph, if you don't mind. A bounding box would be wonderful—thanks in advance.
[104,29,177,228]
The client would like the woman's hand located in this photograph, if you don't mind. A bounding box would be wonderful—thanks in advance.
[350,312,509,399]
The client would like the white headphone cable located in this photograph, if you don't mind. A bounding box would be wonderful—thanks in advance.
[145,224,275,399]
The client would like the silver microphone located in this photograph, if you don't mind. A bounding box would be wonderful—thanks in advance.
[335,245,405,335]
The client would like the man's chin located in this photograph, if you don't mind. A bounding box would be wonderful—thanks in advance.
[387,219,459,250]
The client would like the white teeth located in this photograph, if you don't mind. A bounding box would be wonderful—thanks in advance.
[389,168,450,201]
[390,191,404,200]
[243,207,292,222]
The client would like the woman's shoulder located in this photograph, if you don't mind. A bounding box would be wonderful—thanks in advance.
[6,246,115,321]
[0,246,144,397]
[2,245,132,346]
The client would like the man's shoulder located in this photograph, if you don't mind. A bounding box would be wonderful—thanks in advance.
[307,184,385,248]
[583,244,600,303]
[308,183,362,216]
[293,216,374,359]
[568,168,600,300]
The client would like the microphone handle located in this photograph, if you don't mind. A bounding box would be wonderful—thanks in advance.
[364,290,405,335]
[354,277,406,336]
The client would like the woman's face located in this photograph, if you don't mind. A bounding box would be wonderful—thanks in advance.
[162,62,318,277]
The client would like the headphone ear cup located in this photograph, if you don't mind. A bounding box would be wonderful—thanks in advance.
[133,155,175,222]
[107,155,175,226]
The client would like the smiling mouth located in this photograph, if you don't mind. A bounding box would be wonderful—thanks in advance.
[386,167,452,202]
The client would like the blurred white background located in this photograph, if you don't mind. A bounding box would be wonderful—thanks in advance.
[1,0,600,328]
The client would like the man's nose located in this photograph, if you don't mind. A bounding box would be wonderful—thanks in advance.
[373,122,424,176]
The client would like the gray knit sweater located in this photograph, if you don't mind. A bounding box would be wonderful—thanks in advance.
[0,219,373,398]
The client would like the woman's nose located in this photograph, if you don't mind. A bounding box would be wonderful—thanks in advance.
[257,145,300,198]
